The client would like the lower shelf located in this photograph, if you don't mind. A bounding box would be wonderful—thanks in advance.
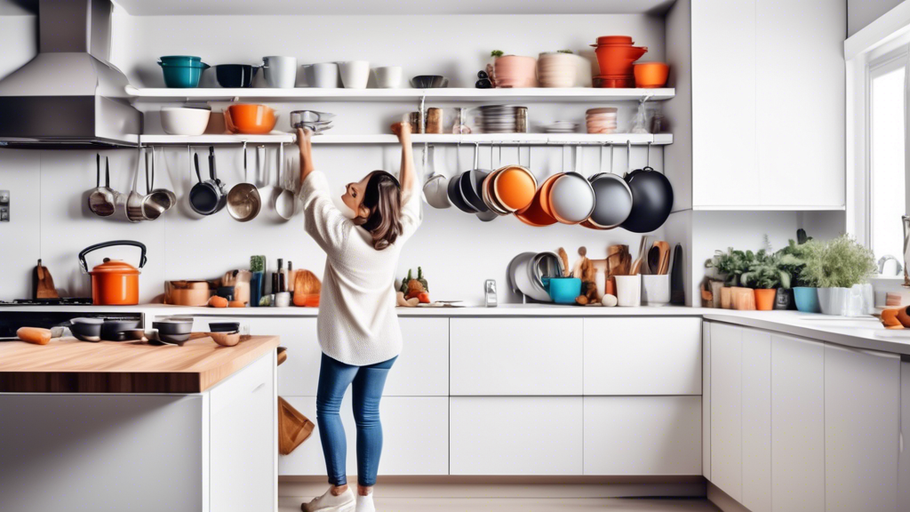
[138,133,673,146]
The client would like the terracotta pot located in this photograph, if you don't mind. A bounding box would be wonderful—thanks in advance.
[731,287,755,310]
[720,287,733,309]
[592,40,647,78]
[633,62,669,88]
[494,55,538,88]
[754,288,776,311]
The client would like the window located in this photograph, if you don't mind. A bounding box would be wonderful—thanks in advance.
[868,52,907,266]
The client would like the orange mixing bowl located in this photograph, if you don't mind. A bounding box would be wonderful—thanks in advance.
[224,104,278,134]
[633,62,670,88]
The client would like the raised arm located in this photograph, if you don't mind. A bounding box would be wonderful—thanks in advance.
[297,128,315,184]
[390,122,415,204]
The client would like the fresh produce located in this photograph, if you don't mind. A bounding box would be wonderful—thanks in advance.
[399,267,430,302]
[417,292,430,304]
[228,300,245,308]
[250,255,266,273]
[17,327,52,345]
[396,291,419,307]
[209,296,228,308]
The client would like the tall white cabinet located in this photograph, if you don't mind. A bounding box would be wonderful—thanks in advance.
[690,0,846,209]
[707,322,901,512]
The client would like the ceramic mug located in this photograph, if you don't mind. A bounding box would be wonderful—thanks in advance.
[339,60,370,89]
[262,56,298,88]
[641,274,670,306]
[614,275,641,307]
[305,62,339,88]
[373,66,403,88]
[543,277,581,304]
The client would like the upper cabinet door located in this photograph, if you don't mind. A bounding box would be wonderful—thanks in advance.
[691,0,846,209]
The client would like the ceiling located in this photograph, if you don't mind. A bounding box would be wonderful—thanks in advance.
[111,0,676,16]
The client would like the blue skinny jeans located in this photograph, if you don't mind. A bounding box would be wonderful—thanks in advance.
[316,352,397,487]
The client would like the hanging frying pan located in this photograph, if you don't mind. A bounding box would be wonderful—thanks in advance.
[585,142,633,229]
[492,145,537,213]
[460,142,490,213]
[621,141,674,233]
[547,146,595,225]
[448,146,476,213]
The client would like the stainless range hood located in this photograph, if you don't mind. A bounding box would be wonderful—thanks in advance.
[0,0,141,148]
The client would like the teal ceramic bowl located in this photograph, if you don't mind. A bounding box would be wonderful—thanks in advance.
[159,55,202,67]
[543,277,582,304]
[158,59,209,88]
[793,287,820,313]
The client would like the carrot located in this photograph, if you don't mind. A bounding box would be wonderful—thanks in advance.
[417,292,430,304]
[209,296,229,308]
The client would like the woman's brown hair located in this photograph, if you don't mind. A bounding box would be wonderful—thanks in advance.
[356,171,402,250]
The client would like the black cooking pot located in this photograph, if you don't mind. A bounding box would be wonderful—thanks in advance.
[620,166,674,233]
[214,64,259,88]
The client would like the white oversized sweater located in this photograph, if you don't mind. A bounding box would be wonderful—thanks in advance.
[299,170,422,366]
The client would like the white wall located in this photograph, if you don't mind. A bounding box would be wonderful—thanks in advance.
[849,0,905,36]
[0,11,676,303]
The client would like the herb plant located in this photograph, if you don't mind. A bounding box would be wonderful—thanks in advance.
[800,235,875,288]
[250,255,265,273]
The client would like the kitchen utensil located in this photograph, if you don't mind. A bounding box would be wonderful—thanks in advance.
[143,147,177,217]
[227,143,262,222]
[633,62,670,88]
[654,240,671,274]
[508,252,564,303]
[641,274,670,306]
[557,247,571,277]
[214,64,259,88]
[339,60,370,89]
[262,56,298,88]
[547,147,595,224]
[494,55,538,88]
[306,62,340,88]
[422,145,451,209]
[158,56,209,88]
[410,75,448,88]
[543,277,582,304]
[614,274,642,306]
[139,151,168,221]
[275,144,296,221]
[591,36,648,87]
[492,161,537,213]
[587,143,633,229]
[209,322,240,333]
[70,317,103,342]
[78,240,147,306]
[126,148,146,222]
[631,236,649,275]
[621,143,674,233]
[373,66,403,88]
[279,397,315,455]
[33,259,58,299]
[101,319,141,341]
[88,154,116,217]
[224,104,278,135]
[160,107,211,136]
[670,243,685,305]
[210,331,241,347]
[537,52,577,88]
[189,151,225,215]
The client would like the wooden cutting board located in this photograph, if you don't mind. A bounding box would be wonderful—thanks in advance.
[33,259,59,299]
[278,397,315,455]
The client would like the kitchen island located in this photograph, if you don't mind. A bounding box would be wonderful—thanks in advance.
[0,335,280,512]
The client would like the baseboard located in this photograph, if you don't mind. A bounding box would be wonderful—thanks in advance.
[706,482,753,512]
[279,475,708,499]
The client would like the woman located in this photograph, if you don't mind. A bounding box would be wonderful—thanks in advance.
[297,122,419,512]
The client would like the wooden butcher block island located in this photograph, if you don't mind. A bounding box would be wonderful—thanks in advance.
[0,335,280,393]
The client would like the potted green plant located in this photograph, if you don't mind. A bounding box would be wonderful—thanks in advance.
[705,248,752,309]
[741,250,790,311]
[776,236,824,312]
[801,235,876,316]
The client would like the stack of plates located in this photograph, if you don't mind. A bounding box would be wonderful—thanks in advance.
[543,121,578,133]
[290,110,335,134]
[586,107,618,134]
[478,105,526,134]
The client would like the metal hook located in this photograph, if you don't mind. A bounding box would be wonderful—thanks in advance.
[627,140,632,174]
[646,141,652,168]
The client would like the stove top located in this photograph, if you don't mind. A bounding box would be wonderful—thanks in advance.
[0,298,94,306]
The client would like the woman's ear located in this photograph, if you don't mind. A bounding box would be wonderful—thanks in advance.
[358,204,371,219]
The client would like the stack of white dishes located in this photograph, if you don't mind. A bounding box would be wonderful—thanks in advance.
[478,105,524,133]
[543,121,578,133]
[537,52,578,88]
[586,107,618,134]
[290,110,335,134]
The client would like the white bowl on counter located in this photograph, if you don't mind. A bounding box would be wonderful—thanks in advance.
[160,107,211,136]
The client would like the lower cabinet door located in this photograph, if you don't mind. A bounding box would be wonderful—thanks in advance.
[210,354,276,512]
[278,396,448,476]
[584,396,701,475]
[450,397,583,475]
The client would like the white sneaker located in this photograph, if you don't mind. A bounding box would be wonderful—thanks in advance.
[302,487,355,512]
[355,493,376,512]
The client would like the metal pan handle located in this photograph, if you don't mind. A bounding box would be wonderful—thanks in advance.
[79,240,148,273]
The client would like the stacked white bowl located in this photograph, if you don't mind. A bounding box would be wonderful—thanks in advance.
[537,52,578,88]
[586,107,618,134]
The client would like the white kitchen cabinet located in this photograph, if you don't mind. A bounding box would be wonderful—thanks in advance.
[584,396,701,475]
[771,334,825,512]
[824,344,900,512]
[900,360,910,512]
[709,323,743,501]
[741,329,771,512]
[702,322,712,481]
[691,0,845,208]
[450,318,583,396]
[449,397,583,475]
[583,318,701,395]
[383,318,448,396]
[278,396,448,477]
[210,354,276,512]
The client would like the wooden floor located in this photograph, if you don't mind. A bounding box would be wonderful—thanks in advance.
[279,496,722,511]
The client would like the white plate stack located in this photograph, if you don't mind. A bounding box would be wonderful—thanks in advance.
[478,105,525,134]
[543,121,579,133]
[586,107,618,134]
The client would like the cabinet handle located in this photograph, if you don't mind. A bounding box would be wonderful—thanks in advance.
[251,381,266,394]
[901,432,904,454]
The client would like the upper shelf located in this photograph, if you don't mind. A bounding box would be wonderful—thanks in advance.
[125,86,675,104]
[138,133,674,146]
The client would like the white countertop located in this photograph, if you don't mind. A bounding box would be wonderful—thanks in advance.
[2,304,907,356]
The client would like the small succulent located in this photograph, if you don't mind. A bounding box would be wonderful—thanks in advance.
[490,50,504,58]
[250,255,265,273]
